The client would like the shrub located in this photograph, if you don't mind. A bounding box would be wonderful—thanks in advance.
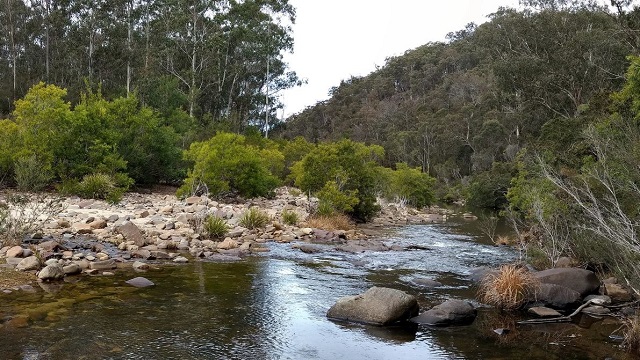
[387,163,436,208]
[14,155,53,191]
[179,132,282,199]
[203,215,228,239]
[61,173,131,204]
[281,209,299,226]
[316,181,359,214]
[239,207,270,229]
[0,193,65,247]
[478,265,539,310]
[305,214,354,231]
[292,139,383,222]
[623,316,640,355]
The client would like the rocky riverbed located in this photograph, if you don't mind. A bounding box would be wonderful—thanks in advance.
[0,187,449,290]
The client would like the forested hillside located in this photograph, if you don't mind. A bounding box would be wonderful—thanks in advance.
[0,0,299,130]
[279,0,639,206]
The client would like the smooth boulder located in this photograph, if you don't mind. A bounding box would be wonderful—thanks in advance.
[125,277,155,288]
[410,299,477,326]
[533,268,599,297]
[531,283,581,309]
[327,287,419,326]
[16,256,40,271]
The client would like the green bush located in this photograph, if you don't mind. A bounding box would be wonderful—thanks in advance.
[60,172,131,203]
[203,215,228,239]
[387,163,435,208]
[292,139,383,222]
[316,181,359,214]
[239,207,270,229]
[281,209,299,225]
[178,132,282,199]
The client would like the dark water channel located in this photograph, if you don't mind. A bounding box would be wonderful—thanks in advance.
[0,218,632,359]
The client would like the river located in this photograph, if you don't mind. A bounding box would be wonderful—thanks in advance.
[0,217,631,359]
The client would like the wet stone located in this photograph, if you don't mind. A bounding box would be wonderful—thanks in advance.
[125,277,155,288]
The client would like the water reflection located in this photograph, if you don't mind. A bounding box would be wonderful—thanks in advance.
[0,221,632,359]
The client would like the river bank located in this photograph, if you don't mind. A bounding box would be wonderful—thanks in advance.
[0,187,450,290]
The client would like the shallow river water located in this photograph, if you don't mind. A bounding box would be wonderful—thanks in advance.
[0,218,633,359]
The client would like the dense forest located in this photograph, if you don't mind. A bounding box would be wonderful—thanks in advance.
[0,0,299,130]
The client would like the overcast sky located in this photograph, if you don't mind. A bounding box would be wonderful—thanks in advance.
[279,0,520,117]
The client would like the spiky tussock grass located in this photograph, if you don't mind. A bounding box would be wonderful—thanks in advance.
[203,215,228,239]
[305,214,355,231]
[281,209,299,226]
[623,316,640,354]
[479,265,539,310]
[239,207,270,230]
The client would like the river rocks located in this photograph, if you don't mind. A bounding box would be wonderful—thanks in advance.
[6,246,24,258]
[297,244,322,254]
[603,283,634,303]
[533,268,600,297]
[63,263,81,275]
[173,256,189,263]
[410,299,476,326]
[468,267,498,283]
[585,294,612,306]
[531,283,582,309]
[217,238,239,250]
[38,264,64,281]
[411,278,443,288]
[326,287,419,326]
[115,222,146,247]
[88,259,117,271]
[125,277,155,288]
[528,306,562,317]
[132,261,149,271]
[16,256,40,271]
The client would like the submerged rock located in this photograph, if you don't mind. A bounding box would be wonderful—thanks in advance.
[528,306,562,318]
[410,299,476,326]
[327,287,419,326]
[125,277,155,288]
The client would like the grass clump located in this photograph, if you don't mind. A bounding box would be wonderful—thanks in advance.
[239,207,270,229]
[623,316,640,354]
[479,265,538,310]
[203,215,228,239]
[281,209,299,226]
[0,193,65,247]
[305,214,354,231]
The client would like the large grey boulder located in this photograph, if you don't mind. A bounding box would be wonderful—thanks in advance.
[531,283,581,309]
[327,287,419,326]
[410,299,477,326]
[533,268,599,297]
[38,264,64,281]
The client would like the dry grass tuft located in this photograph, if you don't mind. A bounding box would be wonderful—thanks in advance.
[495,235,513,246]
[479,265,539,310]
[623,316,640,354]
[305,214,355,231]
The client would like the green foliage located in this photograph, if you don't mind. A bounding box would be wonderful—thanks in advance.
[388,163,435,208]
[203,215,228,239]
[293,139,383,221]
[466,162,515,209]
[0,119,19,184]
[14,155,53,192]
[316,181,360,215]
[239,207,270,229]
[179,132,282,199]
[281,209,299,226]
[62,173,131,204]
